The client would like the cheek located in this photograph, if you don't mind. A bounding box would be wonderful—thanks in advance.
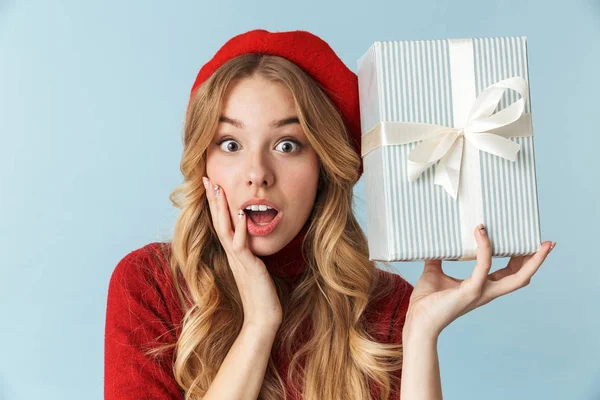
[205,157,238,191]
[284,167,319,197]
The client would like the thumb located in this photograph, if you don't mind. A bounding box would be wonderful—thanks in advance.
[424,258,443,274]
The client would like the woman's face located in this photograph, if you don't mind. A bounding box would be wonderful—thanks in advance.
[205,75,320,256]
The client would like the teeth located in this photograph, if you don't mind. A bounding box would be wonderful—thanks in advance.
[244,205,273,211]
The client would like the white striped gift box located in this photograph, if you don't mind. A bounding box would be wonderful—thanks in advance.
[357,37,542,262]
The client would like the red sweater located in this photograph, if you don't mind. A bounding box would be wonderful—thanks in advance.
[104,240,413,399]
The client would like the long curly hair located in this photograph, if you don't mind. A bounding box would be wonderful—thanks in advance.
[147,53,404,400]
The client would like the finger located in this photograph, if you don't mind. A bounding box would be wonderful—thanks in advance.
[231,209,266,276]
[203,176,220,229]
[424,258,443,274]
[212,181,234,243]
[483,241,554,300]
[203,177,232,244]
[232,208,249,253]
[471,224,493,287]
[488,256,524,282]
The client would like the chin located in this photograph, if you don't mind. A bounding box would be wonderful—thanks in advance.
[247,235,287,256]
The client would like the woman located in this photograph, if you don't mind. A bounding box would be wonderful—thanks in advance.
[104,29,556,400]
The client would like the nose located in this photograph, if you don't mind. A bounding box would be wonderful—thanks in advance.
[244,148,274,189]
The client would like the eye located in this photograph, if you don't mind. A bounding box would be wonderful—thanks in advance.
[218,139,240,153]
[216,137,303,154]
[275,139,302,153]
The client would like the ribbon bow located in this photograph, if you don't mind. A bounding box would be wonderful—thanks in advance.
[407,76,529,199]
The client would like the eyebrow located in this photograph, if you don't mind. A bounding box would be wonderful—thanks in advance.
[218,115,300,129]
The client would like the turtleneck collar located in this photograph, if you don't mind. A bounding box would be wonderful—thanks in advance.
[258,219,311,280]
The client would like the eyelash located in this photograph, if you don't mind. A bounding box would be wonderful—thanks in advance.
[216,136,303,154]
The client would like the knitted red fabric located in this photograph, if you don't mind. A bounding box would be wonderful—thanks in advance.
[259,216,311,279]
[104,243,413,399]
[189,28,363,179]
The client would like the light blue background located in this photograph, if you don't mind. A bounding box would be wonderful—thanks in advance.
[0,0,597,399]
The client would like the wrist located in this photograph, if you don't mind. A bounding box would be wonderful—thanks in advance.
[402,314,440,344]
[242,321,280,338]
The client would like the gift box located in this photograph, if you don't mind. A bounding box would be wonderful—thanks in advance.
[357,37,542,261]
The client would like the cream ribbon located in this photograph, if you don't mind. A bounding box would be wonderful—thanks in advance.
[361,76,532,200]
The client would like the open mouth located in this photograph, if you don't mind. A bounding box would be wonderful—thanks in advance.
[244,208,283,236]
[244,208,279,225]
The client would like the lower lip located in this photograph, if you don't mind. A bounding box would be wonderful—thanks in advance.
[246,210,283,236]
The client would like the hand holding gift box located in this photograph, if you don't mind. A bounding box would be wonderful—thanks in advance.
[357,37,542,262]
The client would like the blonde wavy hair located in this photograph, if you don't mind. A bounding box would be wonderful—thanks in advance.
[147,53,404,400]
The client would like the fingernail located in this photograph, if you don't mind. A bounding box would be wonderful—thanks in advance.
[213,184,220,198]
[549,241,557,253]
[238,209,244,220]
[202,177,208,189]
[477,223,486,235]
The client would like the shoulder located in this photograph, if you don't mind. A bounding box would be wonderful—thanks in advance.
[371,268,413,307]
[105,242,185,398]
[364,268,414,343]
[109,242,173,289]
[107,242,183,326]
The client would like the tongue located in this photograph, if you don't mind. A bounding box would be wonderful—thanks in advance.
[247,209,278,225]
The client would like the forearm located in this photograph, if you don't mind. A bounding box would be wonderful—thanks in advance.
[204,323,278,400]
[401,325,443,400]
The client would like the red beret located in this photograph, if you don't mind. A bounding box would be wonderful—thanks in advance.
[189,29,363,180]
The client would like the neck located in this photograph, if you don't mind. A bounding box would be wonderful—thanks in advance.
[258,219,310,280]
